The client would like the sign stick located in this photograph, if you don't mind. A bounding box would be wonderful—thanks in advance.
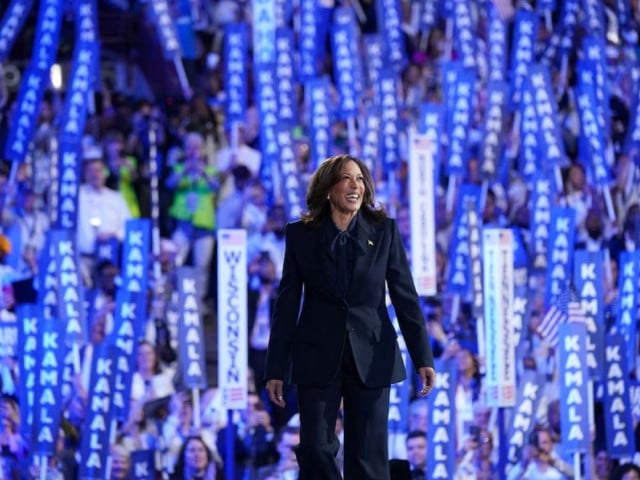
[445,19,453,60]
[602,186,616,222]
[445,174,457,215]
[39,455,47,480]
[193,388,201,429]
[350,0,367,23]
[347,116,358,156]
[174,56,192,99]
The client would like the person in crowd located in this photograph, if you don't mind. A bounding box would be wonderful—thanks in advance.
[110,442,132,480]
[454,348,484,449]
[264,154,436,479]
[405,430,427,479]
[162,392,219,476]
[247,251,278,396]
[256,204,288,282]
[507,426,573,479]
[215,125,261,202]
[455,427,495,480]
[77,156,132,286]
[390,397,429,459]
[216,164,253,229]
[242,179,270,261]
[171,435,219,480]
[84,259,118,335]
[243,394,279,473]
[611,463,640,480]
[3,183,48,281]
[131,339,176,404]
[594,448,616,480]
[166,131,219,302]
[255,425,300,480]
[0,394,24,479]
[562,162,599,243]
[215,390,277,480]
[103,130,141,218]
[0,234,17,315]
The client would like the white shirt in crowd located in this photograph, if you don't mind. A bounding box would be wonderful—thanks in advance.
[77,184,132,255]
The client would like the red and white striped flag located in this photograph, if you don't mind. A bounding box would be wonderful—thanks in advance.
[538,288,586,347]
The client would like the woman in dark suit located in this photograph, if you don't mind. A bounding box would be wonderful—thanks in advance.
[264,154,436,479]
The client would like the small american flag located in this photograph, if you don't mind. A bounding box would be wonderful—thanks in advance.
[538,287,586,347]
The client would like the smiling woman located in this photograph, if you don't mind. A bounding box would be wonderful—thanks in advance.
[264,154,436,480]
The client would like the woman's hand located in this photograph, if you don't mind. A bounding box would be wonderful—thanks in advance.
[417,367,436,397]
[265,379,286,408]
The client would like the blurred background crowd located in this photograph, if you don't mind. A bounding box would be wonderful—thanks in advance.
[0,0,640,478]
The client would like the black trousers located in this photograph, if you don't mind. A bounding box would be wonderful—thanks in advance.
[295,336,391,480]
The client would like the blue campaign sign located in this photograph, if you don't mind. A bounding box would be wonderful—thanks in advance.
[252,0,276,65]
[509,9,539,109]
[4,68,48,164]
[31,319,66,456]
[387,304,410,434]
[0,0,34,62]
[506,369,545,470]
[419,0,440,33]
[544,206,575,309]
[130,449,155,479]
[445,68,475,176]
[275,27,297,126]
[298,0,317,80]
[519,78,539,181]
[487,1,507,83]
[603,334,636,458]
[223,22,248,127]
[452,0,476,71]
[52,230,86,346]
[55,140,82,230]
[148,0,181,59]
[616,252,640,372]
[446,184,481,297]
[79,344,118,479]
[331,7,360,119]
[426,359,456,478]
[363,34,383,100]
[16,304,38,440]
[529,171,554,272]
[276,126,304,222]
[480,81,508,181]
[375,0,407,74]
[558,323,590,454]
[573,250,604,379]
[360,106,382,178]
[254,61,278,198]
[527,65,567,169]
[308,76,332,172]
[378,71,401,170]
[177,267,207,390]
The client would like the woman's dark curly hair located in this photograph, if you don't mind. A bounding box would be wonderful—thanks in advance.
[301,154,386,225]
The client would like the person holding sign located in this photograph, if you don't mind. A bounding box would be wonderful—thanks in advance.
[265,155,436,479]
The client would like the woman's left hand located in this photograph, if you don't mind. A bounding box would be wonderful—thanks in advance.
[417,367,436,397]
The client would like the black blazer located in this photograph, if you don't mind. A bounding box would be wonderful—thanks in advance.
[265,215,434,388]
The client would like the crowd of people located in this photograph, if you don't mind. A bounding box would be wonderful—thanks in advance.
[0,0,639,478]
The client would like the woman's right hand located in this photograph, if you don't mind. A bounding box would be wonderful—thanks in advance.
[265,379,286,408]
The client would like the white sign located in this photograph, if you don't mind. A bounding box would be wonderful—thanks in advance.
[217,229,248,410]
[407,128,437,296]
[482,228,516,407]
